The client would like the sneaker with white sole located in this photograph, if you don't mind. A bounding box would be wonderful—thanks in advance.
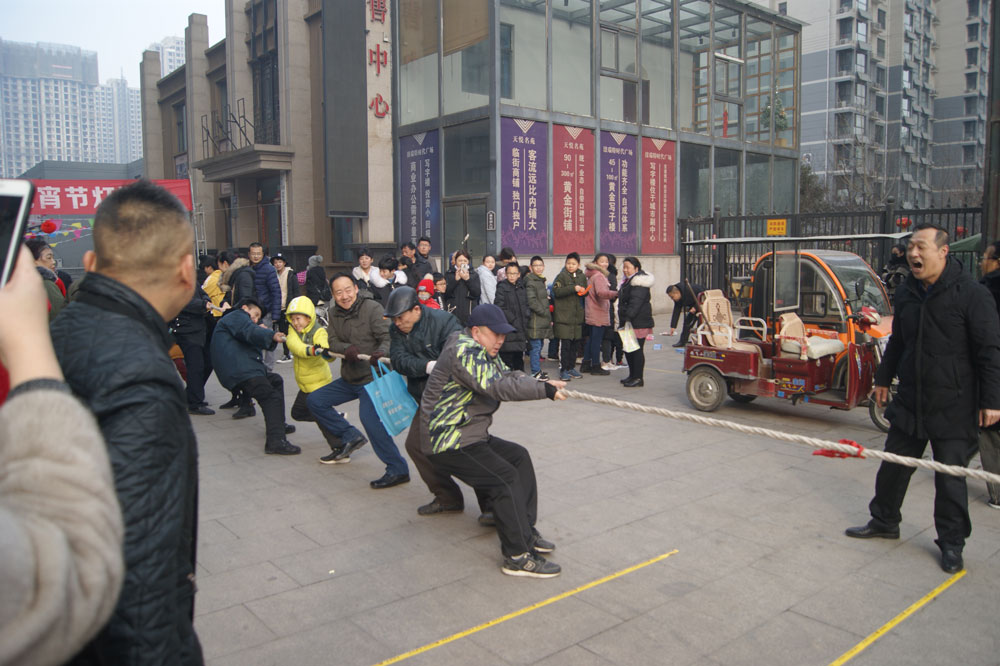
[501,552,561,578]
[319,449,350,464]
[530,529,555,554]
[532,371,549,381]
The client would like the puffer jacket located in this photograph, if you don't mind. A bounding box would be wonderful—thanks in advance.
[327,293,390,385]
[38,266,67,320]
[51,272,202,665]
[305,256,330,305]
[285,296,334,393]
[219,257,255,305]
[552,267,587,339]
[171,287,210,345]
[252,257,282,320]
[524,271,552,340]
[584,263,617,327]
[210,307,277,389]
[878,256,1000,440]
[420,330,549,454]
[444,268,482,325]
[203,269,224,318]
[494,277,530,352]
[389,304,463,400]
[618,271,655,329]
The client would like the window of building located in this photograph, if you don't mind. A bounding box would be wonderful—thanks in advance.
[774,27,797,147]
[967,48,978,67]
[967,72,979,91]
[599,1,639,123]
[711,5,742,139]
[856,51,867,74]
[444,119,489,196]
[746,152,770,213]
[443,0,489,115]
[746,16,774,144]
[553,0,592,116]
[778,2,787,15]
[773,157,796,212]
[963,145,976,163]
[247,0,279,144]
[678,142,710,216]
[969,0,980,17]
[902,68,911,89]
[399,0,439,124]
[964,120,976,140]
[714,148,740,214]
[965,97,978,115]
[856,21,867,43]
[877,8,886,28]
[968,24,980,41]
[641,0,673,129]
[838,18,852,42]
[679,0,712,134]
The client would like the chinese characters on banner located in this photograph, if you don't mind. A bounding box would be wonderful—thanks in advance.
[640,138,676,254]
[398,131,440,245]
[600,133,637,255]
[500,118,548,255]
[552,124,594,255]
[368,0,390,118]
[29,179,194,216]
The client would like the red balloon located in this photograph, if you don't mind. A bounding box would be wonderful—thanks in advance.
[40,220,57,234]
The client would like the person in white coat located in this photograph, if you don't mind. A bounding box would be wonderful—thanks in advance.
[477,254,497,304]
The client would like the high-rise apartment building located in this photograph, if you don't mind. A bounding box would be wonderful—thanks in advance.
[0,39,143,178]
[776,0,989,209]
[147,36,186,77]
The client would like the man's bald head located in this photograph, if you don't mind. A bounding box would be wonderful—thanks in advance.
[92,180,193,285]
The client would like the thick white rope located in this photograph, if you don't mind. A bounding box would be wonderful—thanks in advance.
[559,389,1000,486]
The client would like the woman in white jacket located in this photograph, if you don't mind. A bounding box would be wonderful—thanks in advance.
[477,254,497,304]
[352,247,388,296]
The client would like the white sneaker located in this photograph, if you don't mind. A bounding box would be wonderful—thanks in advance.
[601,362,613,371]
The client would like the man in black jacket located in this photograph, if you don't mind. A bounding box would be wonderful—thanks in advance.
[386,287,483,515]
[51,180,204,664]
[846,224,1000,574]
[173,286,215,414]
[978,240,1000,509]
[665,282,704,347]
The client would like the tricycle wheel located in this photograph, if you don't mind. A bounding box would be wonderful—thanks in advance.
[728,391,757,404]
[869,399,889,433]
[687,366,726,412]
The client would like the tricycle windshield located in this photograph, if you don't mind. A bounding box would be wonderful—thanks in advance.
[820,255,892,315]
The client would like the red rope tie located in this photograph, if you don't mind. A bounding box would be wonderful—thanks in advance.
[812,439,866,459]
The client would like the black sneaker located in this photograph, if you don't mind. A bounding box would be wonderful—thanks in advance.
[417,499,464,515]
[232,407,256,420]
[219,396,241,409]
[501,552,561,578]
[530,529,555,554]
[532,371,549,381]
[318,448,349,465]
[188,405,216,415]
[334,434,368,461]
[265,439,301,455]
[370,473,410,489]
[478,512,496,527]
[284,424,296,434]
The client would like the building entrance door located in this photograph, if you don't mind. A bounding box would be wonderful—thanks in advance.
[443,200,487,266]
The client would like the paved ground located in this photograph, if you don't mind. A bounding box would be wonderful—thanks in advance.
[190,323,1000,665]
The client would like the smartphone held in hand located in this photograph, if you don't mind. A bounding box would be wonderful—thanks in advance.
[0,179,36,288]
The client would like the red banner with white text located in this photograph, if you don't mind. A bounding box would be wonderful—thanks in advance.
[28,179,193,217]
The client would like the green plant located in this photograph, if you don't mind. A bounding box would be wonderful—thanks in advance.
[761,93,789,132]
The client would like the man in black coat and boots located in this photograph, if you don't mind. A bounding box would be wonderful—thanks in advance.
[846,224,1000,573]
[665,282,704,347]
[51,180,203,664]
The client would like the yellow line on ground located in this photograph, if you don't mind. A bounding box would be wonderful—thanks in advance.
[828,569,967,666]
[371,549,680,666]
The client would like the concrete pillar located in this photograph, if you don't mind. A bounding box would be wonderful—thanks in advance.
[185,14,217,249]
[281,0,315,246]
[140,51,165,179]
[225,0,253,129]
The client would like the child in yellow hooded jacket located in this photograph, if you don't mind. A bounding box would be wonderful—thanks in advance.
[285,296,348,463]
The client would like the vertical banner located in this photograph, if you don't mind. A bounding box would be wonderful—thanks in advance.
[641,137,676,254]
[500,118,548,254]
[552,124,595,256]
[600,132,637,255]
[398,130,440,245]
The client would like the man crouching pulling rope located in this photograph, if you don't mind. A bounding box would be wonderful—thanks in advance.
[421,303,567,577]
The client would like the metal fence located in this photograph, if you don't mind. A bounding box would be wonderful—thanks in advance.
[678,203,984,294]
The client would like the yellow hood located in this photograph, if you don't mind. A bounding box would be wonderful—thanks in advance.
[286,295,317,328]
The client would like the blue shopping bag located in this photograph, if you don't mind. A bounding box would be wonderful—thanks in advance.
[363,362,418,436]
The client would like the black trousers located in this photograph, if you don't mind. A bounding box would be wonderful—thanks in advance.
[869,425,975,548]
[430,436,537,557]
[499,350,525,371]
[405,413,488,511]
[236,373,286,445]
[625,337,646,380]
[679,312,698,343]
[177,337,211,408]
[290,389,342,451]
[277,311,290,356]
[559,338,580,371]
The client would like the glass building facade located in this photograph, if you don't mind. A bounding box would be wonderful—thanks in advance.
[394,0,802,260]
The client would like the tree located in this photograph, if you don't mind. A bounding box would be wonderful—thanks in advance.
[799,163,830,212]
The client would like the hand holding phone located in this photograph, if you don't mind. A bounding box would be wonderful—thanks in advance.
[0,179,36,288]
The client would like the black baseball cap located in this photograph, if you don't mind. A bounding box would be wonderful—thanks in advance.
[467,304,516,335]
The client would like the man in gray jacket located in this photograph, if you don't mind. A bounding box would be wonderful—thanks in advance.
[307,273,410,488]
[421,304,566,578]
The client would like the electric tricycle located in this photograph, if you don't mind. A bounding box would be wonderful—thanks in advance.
[681,237,896,431]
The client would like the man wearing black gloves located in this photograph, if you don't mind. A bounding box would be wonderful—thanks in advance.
[211,299,299,455]
[386,287,491,518]
[846,224,1000,573]
[421,304,567,578]
[665,282,704,347]
[306,273,410,488]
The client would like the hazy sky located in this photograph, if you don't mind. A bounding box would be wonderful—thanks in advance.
[3,1,227,87]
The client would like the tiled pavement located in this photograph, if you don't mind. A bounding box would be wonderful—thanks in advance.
[190,326,1000,665]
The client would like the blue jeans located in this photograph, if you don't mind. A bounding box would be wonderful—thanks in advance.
[528,339,544,374]
[584,325,606,365]
[306,378,409,476]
